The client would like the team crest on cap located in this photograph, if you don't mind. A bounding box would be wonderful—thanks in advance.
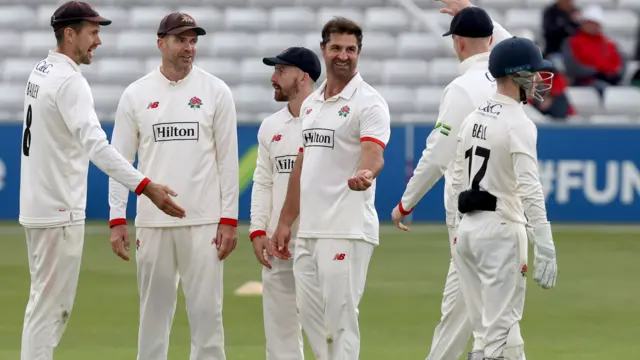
[188,96,202,109]
[181,15,194,24]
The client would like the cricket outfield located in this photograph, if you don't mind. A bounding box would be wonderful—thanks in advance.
[0,223,638,359]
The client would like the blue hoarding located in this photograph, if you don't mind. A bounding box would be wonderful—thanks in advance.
[0,123,638,223]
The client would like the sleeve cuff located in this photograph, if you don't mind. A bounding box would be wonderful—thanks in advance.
[109,218,127,228]
[220,218,238,227]
[398,201,414,215]
[249,230,266,241]
[360,136,386,148]
[134,177,151,195]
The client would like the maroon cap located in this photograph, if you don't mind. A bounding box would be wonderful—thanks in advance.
[50,1,111,30]
[157,13,206,37]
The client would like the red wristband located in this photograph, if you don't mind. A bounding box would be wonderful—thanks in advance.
[109,218,127,228]
[249,230,266,241]
[135,178,151,195]
[398,202,414,215]
[220,218,238,227]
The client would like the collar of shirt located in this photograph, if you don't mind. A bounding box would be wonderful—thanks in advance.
[47,50,81,73]
[283,104,296,123]
[457,52,490,75]
[492,92,521,105]
[314,72,363,102]
[153,65,195,87]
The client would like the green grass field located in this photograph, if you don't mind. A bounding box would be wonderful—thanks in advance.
[1,222,639,359]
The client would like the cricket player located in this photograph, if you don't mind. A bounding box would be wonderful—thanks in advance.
[19,2,185,360]
[271,17,391,360]
[391,2,516,359]
[249,46,321,360]
[107,12,239,360]
[450,37,558,360]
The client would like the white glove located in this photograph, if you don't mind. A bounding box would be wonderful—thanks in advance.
[531,223,557,289]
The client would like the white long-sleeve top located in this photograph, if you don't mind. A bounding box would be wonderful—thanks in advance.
[108,65,239,228]
[399,21,512,227]
[19,50,148,228]
[249,106,301,241]
[451,93,549,227]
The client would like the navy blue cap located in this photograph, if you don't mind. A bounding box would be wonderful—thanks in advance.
[51,1,111,31]
[263,47,322,82]
[443,7,493,38]
[488,37,554,79]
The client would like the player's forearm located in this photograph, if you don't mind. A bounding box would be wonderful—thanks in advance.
[513,153,549,226]
[278,152,302,227]
[217,157,240,225]
[107,109,140,225]
[108,177,130,226]
[249,182,273,239]
[213,94,240,225]
[451,141,467,207]
[400,147,446,212]
[358,142,384,178]
[249,140,274,238]
[88,135,149,194]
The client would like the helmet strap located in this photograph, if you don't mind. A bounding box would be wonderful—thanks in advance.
[519,87,527,103]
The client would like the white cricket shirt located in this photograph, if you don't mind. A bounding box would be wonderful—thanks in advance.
[249,106,301,241]
[19,50,148,228]
[298,73,391,245]
[399,21,513,227]
[451,93,549,226]
[108,65,239,228]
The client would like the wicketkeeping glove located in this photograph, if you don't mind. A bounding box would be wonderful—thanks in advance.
[531,222,557,289]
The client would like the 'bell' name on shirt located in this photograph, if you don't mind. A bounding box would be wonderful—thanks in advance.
[275,155,297,174]
[153,122,199,142]
[472,123,487,140]
[302,128,334,149]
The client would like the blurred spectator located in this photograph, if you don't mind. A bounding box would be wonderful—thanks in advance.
[562,5,626,97]
[543,0,580,68]
[515,29,576,121]
[531,70,576,120]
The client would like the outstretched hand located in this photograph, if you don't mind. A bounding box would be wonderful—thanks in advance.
[347,170,373,191]
[438,0,473,16]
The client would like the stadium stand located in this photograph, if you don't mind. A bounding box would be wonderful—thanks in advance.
[0,0,638,125]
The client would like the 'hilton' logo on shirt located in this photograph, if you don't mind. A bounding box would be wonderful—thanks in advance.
[302,128,335,149]
[275,155,297,174]
[153,122,199,142]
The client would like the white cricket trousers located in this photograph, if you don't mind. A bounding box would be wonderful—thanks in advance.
[262,250,304,360]
[21,225,84,360]
[454,211,528,360]
[135,224,225,360]
[293,238,374,360]
[425,226,478,360]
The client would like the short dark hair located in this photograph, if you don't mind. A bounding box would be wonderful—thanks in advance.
[321,17,363,53]
[54,21,86,45]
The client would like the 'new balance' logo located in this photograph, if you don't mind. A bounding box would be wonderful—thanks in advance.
[147,101,159,109]
[333,253,346,261]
